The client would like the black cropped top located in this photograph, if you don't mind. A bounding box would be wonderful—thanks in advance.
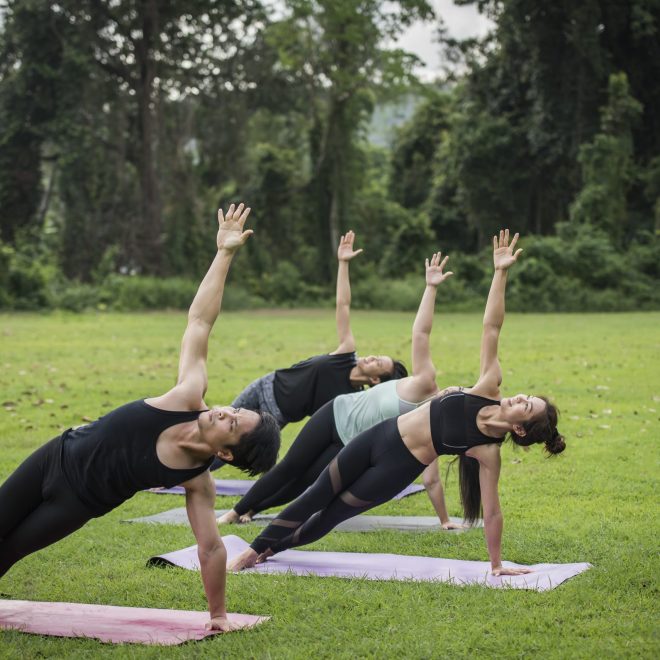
[429,391,505,456]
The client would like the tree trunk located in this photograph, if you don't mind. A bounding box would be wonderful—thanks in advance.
[135,0,162,274]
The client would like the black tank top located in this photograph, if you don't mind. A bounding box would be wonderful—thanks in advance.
[61,400,213,512]
[429,391,505,455]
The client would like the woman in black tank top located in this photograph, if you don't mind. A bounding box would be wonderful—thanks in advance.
[221,230,407,438]
[0,204,280,632]
[230,230,565,578]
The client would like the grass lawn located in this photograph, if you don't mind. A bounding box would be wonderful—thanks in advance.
[0,310,658,658]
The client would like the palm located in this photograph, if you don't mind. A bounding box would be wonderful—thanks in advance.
[217,203,253,252]
[426,252,452,286]
[337,230,363,261]
[492,229,522,270]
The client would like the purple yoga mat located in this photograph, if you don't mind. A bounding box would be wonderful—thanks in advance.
[149,535,591,592]
[147,479,425,499]
[147,479,254,496]
[0,600,268,646]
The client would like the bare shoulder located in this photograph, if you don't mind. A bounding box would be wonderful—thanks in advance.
[145,384,206,412]
[466,442,501,466]
[181,469,213,493]
[465,381,500,402]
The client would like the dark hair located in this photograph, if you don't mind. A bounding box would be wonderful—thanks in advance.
[378,359,408,383]
[458,455,482,524]
[443,456,481,525]
[510,396,566,455]
[230,411,281,476]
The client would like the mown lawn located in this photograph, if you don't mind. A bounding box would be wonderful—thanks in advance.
[0,310,658,658]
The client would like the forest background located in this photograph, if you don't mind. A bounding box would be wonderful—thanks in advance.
[1,0,658,313]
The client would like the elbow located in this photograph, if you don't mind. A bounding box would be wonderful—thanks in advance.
[422,473,439,489]
[483,509,502,526]
[197,539,226,564]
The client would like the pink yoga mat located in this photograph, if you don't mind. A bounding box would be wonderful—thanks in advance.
[0,600,268,646]
[149,535,591,592]
[147,479,425,499]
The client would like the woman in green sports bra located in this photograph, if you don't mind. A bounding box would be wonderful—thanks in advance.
[218,251,463,528]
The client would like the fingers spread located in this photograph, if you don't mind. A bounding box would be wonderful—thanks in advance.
[238,206,251,226]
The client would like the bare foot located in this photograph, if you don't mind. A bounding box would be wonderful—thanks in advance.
[227,548,258,571]
[256,548,274,564]
[239,512,254,523]
[217,509,240,525]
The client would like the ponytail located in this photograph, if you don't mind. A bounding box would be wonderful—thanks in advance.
[458,454,482,524]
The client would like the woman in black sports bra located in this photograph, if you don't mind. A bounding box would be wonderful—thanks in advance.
[230,229,565,577]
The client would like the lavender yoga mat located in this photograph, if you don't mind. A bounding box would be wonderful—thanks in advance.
[0,600,268,646]
[149,535,591,591]
[147,479,254,496]
[147,479,425,500]
[127,507,479,532]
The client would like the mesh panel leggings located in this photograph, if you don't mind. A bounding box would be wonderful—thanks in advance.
[0,436,100,578]
[250,418,425,555]
[234,400,343,516]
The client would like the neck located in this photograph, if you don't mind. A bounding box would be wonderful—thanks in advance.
[479,404,513,436]
[174,419,215,460]
[349,365,370,386]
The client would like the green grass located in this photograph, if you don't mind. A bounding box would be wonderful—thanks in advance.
[0,310,658,658]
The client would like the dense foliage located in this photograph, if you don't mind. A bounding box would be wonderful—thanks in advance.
[0,0,658,311]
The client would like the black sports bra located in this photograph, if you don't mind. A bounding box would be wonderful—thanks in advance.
[429,391,505,456]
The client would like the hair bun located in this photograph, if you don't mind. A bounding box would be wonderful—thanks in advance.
[545,431,566,455]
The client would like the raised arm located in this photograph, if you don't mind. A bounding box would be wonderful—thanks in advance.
[396,252,452,402]
[332,230,362,355]
[151,204,253,411]
[473,229,522,397]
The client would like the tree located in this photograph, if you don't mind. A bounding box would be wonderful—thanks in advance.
[266,0,434,280]
[570,72,642,246]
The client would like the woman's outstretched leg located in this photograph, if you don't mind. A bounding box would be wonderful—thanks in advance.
[220,401,341,522]
[0,437,97,578]
[227,419,424,570]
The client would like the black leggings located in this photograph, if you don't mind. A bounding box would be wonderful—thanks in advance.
[234,401,343,516]
[0,436,101,578]
[250,418,425,555]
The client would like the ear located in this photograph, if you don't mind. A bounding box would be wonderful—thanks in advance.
[216,448,234,462]
[512,424,526,437]
[369,376,381,386]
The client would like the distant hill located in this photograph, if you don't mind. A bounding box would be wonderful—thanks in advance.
[367,94,422,148]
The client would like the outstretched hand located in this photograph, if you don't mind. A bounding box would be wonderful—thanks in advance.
[493,229,522,271]
[337,230,363,262]
[217,203,253,252]
[425,252,453,287]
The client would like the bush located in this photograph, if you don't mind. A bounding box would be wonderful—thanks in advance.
[100,275,198,311]
[51,282,101,312]
[0,241,52,310]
